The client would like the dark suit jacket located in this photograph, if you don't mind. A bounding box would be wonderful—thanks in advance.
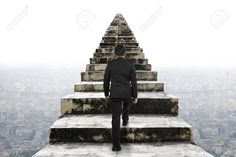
[103,57,138,99]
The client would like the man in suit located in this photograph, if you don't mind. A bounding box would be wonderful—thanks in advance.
[103,45,138,151]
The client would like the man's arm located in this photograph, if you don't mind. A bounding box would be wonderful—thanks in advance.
[130,65,138,99]
[103,62,110,98]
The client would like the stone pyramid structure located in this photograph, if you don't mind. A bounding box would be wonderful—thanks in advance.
[33,14,214,157]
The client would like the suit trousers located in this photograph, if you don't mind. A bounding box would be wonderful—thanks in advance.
[107,98,132,146]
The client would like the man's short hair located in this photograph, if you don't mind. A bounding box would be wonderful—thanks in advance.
[114,45,126,56]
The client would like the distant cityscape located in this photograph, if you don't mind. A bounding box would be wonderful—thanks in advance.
[0,66,235,157]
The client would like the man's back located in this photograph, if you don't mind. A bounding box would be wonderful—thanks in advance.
[103,57,137,99]
[103,45,138,151]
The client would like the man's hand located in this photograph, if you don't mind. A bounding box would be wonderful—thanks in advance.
[133,98,138,104]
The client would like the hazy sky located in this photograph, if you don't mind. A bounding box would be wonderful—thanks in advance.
[0,0,235,68]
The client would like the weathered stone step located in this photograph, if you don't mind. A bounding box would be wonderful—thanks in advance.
[74,81,164,92]
[104,32,134,36]
[33,142,214,157]
[101,37,137,43]
[93,52,144,58]
[105,25,132,33]
[90,58,148,64]
[102,36,137,43]
[86,64,151,71]
[49,115,192,143]
[100,42,138,47]
[81,71,157,81]
[61,92,178,115]
[100,41,138,45]
[103,34,134,37]
[99,44,138,48]
[103,35,135,38]
[96,47,143,53]
[105,30,133,35]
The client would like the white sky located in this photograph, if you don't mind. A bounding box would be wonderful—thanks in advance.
[0,0,235,68]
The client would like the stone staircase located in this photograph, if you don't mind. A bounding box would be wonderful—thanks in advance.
[33,14,214,157]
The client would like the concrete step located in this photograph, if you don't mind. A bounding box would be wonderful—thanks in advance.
[99,45,138,48]
[74,81,164,92]
[100,43,138,47]
[33,142,214,157]
[105,30,133,35]
[93,52,144,58]
[61,92,178,115]
[106,24,132,33]
[102,36,137,43]
[90,58,148,64]
[81,71,157,81]
[95,48,143,53]
[101,38,137,43]
[100,41,138,45]
[103,32,134,36]
[49,115,192,143]
[86,64,151,71]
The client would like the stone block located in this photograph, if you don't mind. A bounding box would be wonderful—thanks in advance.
[104,33,134,36]
[95,48,143,53]
[99,42,138,48]
[86,64,151,71]
[90,58,148,64]
[60,92,178,115]
[102,36,137,43]
[93,52,144,58]
[33,142,214,157]
[81,71,157,81]
[49,115,192,143]
[74,81,164,92]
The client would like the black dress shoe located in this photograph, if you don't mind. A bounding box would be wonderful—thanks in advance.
[122,121,129,126]
[112,145,121,151]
